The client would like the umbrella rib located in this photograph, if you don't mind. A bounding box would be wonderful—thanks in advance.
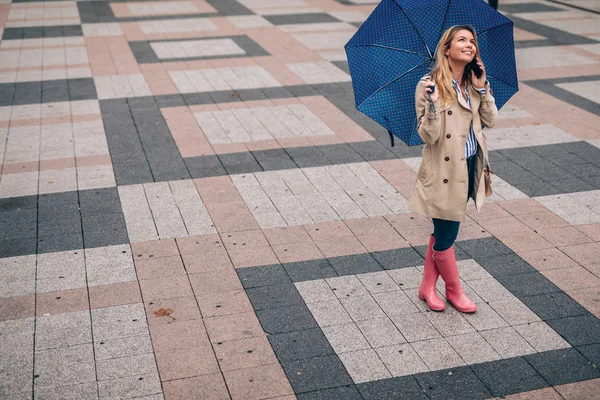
[397,5,433,59]
[356,59,430,109]
[476,19,514,37]
[347,43,430,58]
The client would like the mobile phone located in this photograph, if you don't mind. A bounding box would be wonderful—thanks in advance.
[467,59,483,79]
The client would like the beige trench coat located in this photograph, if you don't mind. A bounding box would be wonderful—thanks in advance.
[409,77,499,222]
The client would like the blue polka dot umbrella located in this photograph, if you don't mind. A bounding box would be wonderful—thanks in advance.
[344,0,518,146]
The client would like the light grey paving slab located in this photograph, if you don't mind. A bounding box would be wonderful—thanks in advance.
[357,317,406,348]
[390,312,441,342]
[36,250,86,293]
[270,194,313,226]
[411,338,466,371]
[488,297,542,326]
[169,180,216,236]
[85,244,136,287]
[373,290,420,316]
[98,372,162,399]
[0,370,32,397]
[338,349,392,384]
[387,267,424,290]
[348,188,393,217]
[322,190,367,220]
[34,382,98,400]
[466,278,515,303]
[144,182,188,239]
[302,166,343,193]
[479,326,537,359]
[297,193,340,223]
[279,169,318,195]
[462,299,509,331]
[513,322,570,352]
[456,259,494,281]
[94,335,153,361]
[340,295,387,322]
[96,353,158,381]
[424,307,476,337]
[446,332,502,365]
[0,255,36,297]
[35,311,92,351]
[295,279,337,303]
[402,288,434,313]
[305,299,353,327]
[325,275,369,298]
[92,304,149,342]
[118,184,159,243]
[322,322,370,353]
[356,271,400,294]
[375,343,429,377]
[34,344,96,388]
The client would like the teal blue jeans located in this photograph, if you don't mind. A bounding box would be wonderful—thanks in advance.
[432,156,476,252]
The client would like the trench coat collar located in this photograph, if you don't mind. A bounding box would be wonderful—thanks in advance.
[452,78,472,112]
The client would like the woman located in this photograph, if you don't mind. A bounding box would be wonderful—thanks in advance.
[412,25,498,313]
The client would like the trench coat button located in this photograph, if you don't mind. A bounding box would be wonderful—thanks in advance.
[444,157,450,161]
[443,179,449,183]
[446,134,451,139]
[448,110,453,115]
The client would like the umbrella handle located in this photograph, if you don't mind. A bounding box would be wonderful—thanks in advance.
[427,84,436,113]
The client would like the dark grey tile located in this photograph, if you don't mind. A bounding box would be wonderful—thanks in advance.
[0,237,37,258]
[318,143,364,164]
[514,180,560,197]
[370,247,424,270]
[38,191,78,208]
[471,357,548,397]
[476,253,536,277]
[261,87,295,99]
[524,348,600,386]
[495,272,561,298]
[349,141,396,161]
[77,1,116,23]
[82,213,126,232]
[286,146,331,168]
[456,237,513,260]
[13,81,41,105]
[253,149,297,171]
[185,155,227,179]
[68,78,97,101]
[547,314,600,347]
[297,385,362,400]
[236,264,290,288]
[246,284,304,310]
[0,196,37,212]
[268,328,334,362]
[2,28,24,41]
[0,82,16,106]
[128,41,159,64]
[501,3,563,13]
[79,188,122,216]
[38,233,83,254]
[491,160,538,184]
[183,92,214,106]
[488,150,508,162]
[112,161,155,185]
[551,177,595,194]
[38,216,82,237]
[154,94,186,108]
[236,89,269,102]
[42,79,70,103]
[578,343,600,367]
[220,152,262,175]
[210,90,241,104]
[414,366,492,400]
[520,292,589,321]
[358,376,428,400]
[329,253,383,276]
[284,259,338,283]
[287,85,319,97]
[282,355,353,393]
[205,0,253,16]
[511,15,596,48]
[83,228,129,248]
[0,218,37,240]
[264,13,339,25]
[256,304,317,334]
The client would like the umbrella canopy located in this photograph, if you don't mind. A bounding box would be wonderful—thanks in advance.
[345,0,517,146]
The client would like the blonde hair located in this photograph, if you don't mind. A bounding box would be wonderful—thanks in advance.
[431,25,480,106]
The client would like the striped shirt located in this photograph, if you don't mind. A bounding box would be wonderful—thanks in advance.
[451,78,487,159]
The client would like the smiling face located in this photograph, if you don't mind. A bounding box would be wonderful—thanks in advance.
[446,29,477,64]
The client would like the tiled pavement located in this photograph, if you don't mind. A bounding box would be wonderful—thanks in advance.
[1,0,600,398]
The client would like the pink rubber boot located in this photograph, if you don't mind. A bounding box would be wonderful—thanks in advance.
[433,245,477,313]
[417,235,446,311]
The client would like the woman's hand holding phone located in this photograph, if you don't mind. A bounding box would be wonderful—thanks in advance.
[470,58,487,88]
